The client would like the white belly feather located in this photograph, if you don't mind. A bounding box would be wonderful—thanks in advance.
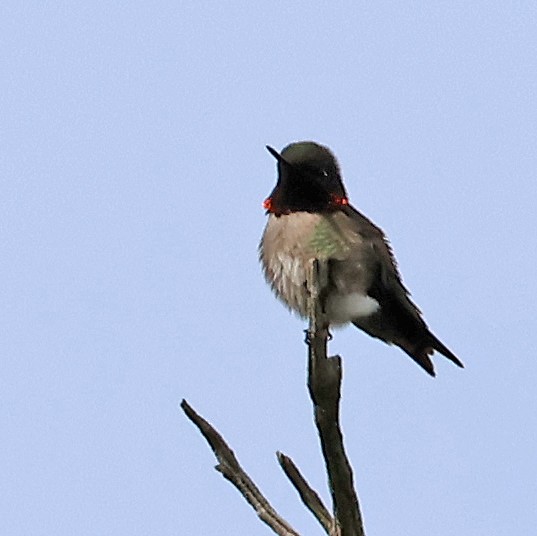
[325,292,379,325]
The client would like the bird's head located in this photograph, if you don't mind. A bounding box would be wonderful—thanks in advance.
[264,141,348,216]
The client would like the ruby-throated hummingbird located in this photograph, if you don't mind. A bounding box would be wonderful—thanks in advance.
[259,141,463,376]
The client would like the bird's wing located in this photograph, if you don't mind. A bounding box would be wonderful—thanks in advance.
[340,204,421,318]
[341,204,463,375]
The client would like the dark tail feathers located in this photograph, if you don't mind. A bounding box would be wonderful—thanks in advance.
[398,332,463,377]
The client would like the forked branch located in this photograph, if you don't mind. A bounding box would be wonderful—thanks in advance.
[181,258,366,536]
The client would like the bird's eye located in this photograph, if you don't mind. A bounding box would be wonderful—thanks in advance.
[321,169,329,177]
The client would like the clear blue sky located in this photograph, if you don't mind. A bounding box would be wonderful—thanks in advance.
[2,2,536,535]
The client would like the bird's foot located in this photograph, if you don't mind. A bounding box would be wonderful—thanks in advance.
[304,329,313,345]
[303,327,332,344]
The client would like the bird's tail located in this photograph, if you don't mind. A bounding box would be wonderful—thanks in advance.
[398,331,464,377]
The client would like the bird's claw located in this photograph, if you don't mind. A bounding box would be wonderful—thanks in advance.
[304,329,313,345]
[304,327,332,344]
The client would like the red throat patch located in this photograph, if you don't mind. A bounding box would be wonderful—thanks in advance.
[330,194,349,207]
[263,195,349,213]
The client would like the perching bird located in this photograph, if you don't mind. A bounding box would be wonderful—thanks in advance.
[259,141,463,376]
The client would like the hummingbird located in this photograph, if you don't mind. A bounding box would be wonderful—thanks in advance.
[259,141,463,376]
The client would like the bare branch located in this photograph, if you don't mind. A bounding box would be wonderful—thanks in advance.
[277,451,334,535]
[306,259,366,536]
[182,259,368,535]
[180,399,301,536]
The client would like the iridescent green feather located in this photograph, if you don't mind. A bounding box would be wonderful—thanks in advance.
[309,217,349,258]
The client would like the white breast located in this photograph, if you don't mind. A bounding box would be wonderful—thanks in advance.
[260,213,323,318]
[260,212,378,324]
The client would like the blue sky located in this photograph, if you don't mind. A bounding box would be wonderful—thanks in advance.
[2,2,536,535]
